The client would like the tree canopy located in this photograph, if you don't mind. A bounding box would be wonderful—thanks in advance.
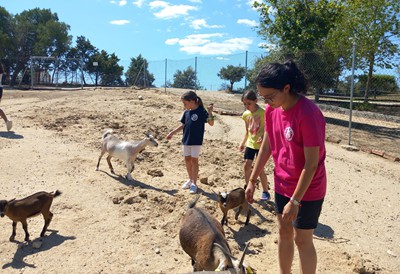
[125,54,155,87]
[217,65,245,92]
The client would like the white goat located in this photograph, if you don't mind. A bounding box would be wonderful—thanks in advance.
[96,129,158,180]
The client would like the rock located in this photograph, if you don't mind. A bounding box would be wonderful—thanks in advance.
[32,240,42,249]
[147,169,164,177]
[124,197,141,204]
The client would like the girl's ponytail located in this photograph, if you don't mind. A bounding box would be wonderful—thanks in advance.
[181,90,204,107]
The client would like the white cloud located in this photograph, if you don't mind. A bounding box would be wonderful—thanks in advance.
[133,0,146,7]
[110,0,128,6]
[149,1,197,19]
[165,33,253,55]
[188,0,202,3]
[110,20,130,25]
[237,19,258,27]
[190,19,223,30]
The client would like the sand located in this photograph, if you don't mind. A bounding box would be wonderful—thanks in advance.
[0,87,398,273]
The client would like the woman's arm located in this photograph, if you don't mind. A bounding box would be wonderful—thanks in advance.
[282,146,319,221]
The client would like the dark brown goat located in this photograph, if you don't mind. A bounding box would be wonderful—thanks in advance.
[217,187,251,226]
[179,195,251,273]
[0,190,61,241]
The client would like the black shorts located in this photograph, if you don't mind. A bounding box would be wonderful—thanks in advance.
[274,192,324,229]
[244,147,259,160]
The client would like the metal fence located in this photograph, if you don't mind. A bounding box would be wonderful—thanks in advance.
[2,51,400,160]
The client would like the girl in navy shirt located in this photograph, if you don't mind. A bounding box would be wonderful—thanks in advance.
[167,91,214,194]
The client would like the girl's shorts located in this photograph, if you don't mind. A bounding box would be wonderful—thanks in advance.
[274,192,324,229]
[183,145,201,158]
[244,147,259,160]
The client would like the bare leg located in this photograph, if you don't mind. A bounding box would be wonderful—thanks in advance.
[259,169,269,192]
[0,108,7,123]
[184,156,193,181]
[243,159,253,186]
[295,228,317,274]
[277,214,295,274]
[190,157,199,185]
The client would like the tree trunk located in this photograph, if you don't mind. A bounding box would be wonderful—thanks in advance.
[364,54,375,103]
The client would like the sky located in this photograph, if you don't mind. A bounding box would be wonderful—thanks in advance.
[1,0,270,89]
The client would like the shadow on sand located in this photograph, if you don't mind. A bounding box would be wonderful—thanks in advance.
[2,230,76,270]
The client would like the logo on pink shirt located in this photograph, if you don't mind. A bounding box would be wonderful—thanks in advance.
[284,127,294,141]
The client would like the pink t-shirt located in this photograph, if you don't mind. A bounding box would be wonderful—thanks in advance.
[265,96,326,201]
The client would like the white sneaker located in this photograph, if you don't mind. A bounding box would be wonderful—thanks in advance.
[189,184,198,194]
[181,180,192,189]
[6,120,12,131]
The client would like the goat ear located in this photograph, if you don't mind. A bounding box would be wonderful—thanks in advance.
[239,242,250,269]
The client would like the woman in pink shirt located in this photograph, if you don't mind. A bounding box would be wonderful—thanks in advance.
[246,60,326,274]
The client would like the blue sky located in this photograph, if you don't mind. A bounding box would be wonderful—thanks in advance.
[2,0,270,89]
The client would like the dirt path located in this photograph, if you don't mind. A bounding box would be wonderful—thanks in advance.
[0,88,398,273]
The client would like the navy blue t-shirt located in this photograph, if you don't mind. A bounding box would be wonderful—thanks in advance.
[180,106,209,145]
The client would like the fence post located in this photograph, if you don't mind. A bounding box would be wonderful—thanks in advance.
[164,58,167,93]
[244,50,248,89]
[194,56,197,92]
[348,41,356,145]
[30,57,33,89]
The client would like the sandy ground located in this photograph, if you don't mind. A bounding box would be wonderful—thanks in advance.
[0,87,399,274]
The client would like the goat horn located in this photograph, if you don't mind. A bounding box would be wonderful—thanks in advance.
[239,242,250,268]
[213,243,235,260]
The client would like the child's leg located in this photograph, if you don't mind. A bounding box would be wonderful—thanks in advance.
[243,159,253,185]
[184,156,193,181]
[259,169,269,192]
[0,108,7,123]
[190,157,199,185]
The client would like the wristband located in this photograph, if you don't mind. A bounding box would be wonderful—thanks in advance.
[290,197,301,207]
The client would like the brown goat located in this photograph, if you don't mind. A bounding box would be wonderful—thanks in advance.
[0,190,61,242]
[179,195,251,273]
[217,187,251,226]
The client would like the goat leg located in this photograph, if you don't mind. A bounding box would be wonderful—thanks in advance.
[41,211,53,237]
[22,220,30,241]
[221,214,228,226]
[106,155,115,174]
[235,206,242,221]
[245,209,251,225]
[96,151,106,171]
[125,162,134,181]
[9,221,17,242]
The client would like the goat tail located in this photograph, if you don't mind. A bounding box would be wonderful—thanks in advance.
[102,129,113,140]
[187,194,201,209]
[52,190,62,198]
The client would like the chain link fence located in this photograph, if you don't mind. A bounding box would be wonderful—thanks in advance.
[2,50,400,159]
